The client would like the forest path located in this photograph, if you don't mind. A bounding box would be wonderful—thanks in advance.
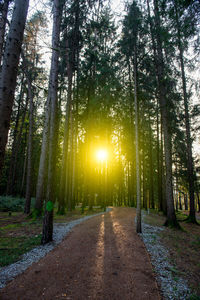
[0,207,161,300]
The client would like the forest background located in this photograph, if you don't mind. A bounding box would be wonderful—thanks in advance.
[0,0,199,243]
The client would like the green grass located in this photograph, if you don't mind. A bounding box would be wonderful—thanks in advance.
[0,223,22,230]
[0,203,104,267]
[0,234,42,267]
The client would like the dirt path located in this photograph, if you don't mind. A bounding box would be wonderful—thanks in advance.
[0,208,161,300]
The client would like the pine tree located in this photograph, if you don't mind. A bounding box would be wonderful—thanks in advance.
[0,0,29,178]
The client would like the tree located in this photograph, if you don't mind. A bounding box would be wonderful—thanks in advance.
[0,0,29,178]
[172,0,197,223]
[41,0,64,244]
[0,0,11,65]
[22,52,34,214]
[148,0,179,227]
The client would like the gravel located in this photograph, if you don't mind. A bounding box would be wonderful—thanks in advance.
[0,208,111,289]
[139,216,191,300]
[1,208,192,299]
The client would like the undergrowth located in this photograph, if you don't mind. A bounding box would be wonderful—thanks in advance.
[0,234,42,267]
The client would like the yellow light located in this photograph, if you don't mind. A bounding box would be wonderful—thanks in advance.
[96,149,108,162]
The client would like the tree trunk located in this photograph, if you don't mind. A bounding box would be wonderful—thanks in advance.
[179,194,182,210]
[133,47,141,233]
[34,96,50,214]
[0,0,10,65]
[7,92,28,195]
[151,0,179,227]
[41,0,63,245]
[148,114,154,209]
[196,193,200,213]
[6,76,24,194]
[23,59,34,214]
[156,98,163,210]
[58,60,72,214]
[184,193,188,211]
[0,0,29,178]
[174,0,197,223]
[20,144,27,197]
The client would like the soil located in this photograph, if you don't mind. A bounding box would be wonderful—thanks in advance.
[0,207,161,300]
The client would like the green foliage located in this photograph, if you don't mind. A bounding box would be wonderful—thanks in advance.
[0,235,42,267]
[0,196,25,212]
[0,196,35,212]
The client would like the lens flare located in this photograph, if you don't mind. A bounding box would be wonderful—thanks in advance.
[96,149,108,162]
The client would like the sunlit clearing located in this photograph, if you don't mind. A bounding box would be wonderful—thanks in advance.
[96,149,108,162]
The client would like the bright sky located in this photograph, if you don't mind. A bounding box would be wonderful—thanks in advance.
[29,0,126,17]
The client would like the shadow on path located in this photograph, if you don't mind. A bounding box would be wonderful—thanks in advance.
[0,208,160,300]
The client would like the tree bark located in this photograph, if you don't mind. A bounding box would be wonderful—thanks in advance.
[150,0,178,227]
[0,0,10,65]
[58,54,72,214]
[156,98,163,210]
[7,91,28,195]
[196,193,200,213]
[23,56,34,214]
[148,113,154,209]
[34,96,50,214]
[133,47,141,233]
[6,76,24,194]
[41,0,63,244]
[174,0,197,223]
[0,0,29,178]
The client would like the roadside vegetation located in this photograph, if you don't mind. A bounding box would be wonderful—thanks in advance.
[144,210,200,298]
[0,196,104,267]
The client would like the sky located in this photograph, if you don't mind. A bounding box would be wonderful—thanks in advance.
[29,0,126,17]
[28,0,126,70]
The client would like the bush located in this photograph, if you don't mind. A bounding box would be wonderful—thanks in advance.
[0,196,35,212]
[0,196,25,212]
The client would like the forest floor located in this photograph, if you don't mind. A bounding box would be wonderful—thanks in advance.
[0,207,104,267]
[0,207,200,299]
[0,207,161,300]
[144,210,200,298]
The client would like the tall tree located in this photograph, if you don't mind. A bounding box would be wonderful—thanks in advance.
[41,0,64,244]
[0,0,29,178]
[149,0,179,227]
[173,0,197,223]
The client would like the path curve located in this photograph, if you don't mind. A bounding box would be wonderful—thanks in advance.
[0,207,161,300]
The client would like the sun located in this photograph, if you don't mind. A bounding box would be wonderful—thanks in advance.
[96,149,108,162]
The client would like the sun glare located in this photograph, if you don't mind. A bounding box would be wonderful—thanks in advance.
[96,149,108,162]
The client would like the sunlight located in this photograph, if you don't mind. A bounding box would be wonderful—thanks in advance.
[96,149,108,162]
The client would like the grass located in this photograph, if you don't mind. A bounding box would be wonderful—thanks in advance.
[0,235,42,267]
[144,209,200,297]
[0,223,22,230]
[0,202,105,268]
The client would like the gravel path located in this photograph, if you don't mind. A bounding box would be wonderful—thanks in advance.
[0,208,191,300]
[0,209,111,289]
[0,208,160,300]
[140,217,191,300]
